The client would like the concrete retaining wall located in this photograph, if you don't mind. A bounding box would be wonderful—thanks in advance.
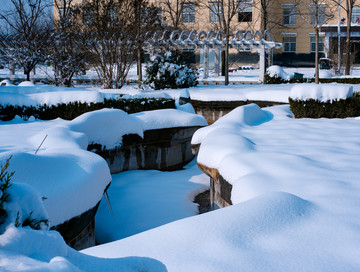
[91,126,204,174]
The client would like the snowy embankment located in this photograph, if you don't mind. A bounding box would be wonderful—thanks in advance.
[0,86,116,106]
[82,103,360,271]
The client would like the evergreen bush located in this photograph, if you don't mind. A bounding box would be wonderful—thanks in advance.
[0,97,175,121]
[144,52,198,90]
[289,94,360,118]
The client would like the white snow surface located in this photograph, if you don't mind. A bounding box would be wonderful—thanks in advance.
[290,84,353,102]
[95,159,209,243]
[83,104,360,271]
[266,65,291,80]
[0,86,115,106]
[0,226,166,271]
[0,108,206,227]
[132,109,207,131]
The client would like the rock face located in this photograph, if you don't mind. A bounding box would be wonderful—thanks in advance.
[92,126,204,174]
[51,203,100,250]
[197,163,232,210]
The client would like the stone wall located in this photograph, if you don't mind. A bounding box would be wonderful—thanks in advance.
[92,126,204,174]
[197,163,233,210]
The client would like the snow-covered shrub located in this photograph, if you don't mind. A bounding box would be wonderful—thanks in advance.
[264,65,291,84]
[0,157,49,234]
[144,52,198,90]
[289,85,360,118]
[0,98,175,121]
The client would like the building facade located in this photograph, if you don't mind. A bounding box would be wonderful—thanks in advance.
[150,0,360,68]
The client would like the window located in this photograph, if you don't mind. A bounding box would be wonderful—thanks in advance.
[283,37,296,52]
[310,36,324,52]
[283,8,296,25]
[311,7,326,25]
[351,7,360,23]
[209,2,222,23]
[182,3,196,23]
[238,2,252,22]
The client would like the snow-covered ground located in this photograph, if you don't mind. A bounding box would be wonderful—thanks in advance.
[1,83,360,271]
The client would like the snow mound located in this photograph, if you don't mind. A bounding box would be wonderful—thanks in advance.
[18,81,35,87]
[319,69,331,78]
[290,84,353,102]
[197,128,255,168]
[267,65,291,80]
[69,108,143,149]
[0,226,166,272]
[1,183,49,234]
[192,104,272,145]
[84,192,328,272]
[0,79,15,86]
[132,109,207,131]
[1,150,111,227]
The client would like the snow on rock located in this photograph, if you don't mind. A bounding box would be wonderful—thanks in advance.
[192,104,272,146]
[18,81,35,87]
[0,79,15,86]
[0,226,166,272]
[0,150,111,227]
[266,65,291,80]
[0,107,206,227]
[132,109,207,131]
[290,84,353,102]
[69,108,144,149]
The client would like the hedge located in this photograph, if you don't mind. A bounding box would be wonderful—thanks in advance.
[0,98,175,121]
[265,74,360,84]
[289,94,360,118]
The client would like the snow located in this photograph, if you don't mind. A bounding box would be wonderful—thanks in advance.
[82,104,360,271]
[266,65,291,80]
[18,81,35,87]
[0,86,112,107]
[69,109,144,149]
[290,84,353,102]
[2,81,360,271]
[0,106,206,228]
[95,159,209,243]
[132,109,207,131]
[0,226,166,272]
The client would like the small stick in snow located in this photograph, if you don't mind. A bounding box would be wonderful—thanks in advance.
[104,191,114,217]
[35,135,48,155]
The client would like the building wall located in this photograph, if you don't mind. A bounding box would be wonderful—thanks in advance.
[54,0,360,66]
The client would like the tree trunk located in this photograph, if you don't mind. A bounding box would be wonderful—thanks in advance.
[315,27,319,84]
[26,71,30,81]
[260,0,267,34]
[137,47,142,86]
[225,33,229,85]
[314,5,319,85]
[345,7,352,75]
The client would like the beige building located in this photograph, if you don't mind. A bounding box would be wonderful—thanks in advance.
[150,0,360,67]
[54,0,360,67]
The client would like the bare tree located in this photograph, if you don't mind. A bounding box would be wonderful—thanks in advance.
[72,0,160,89]
[50,0,88,87]
[330,0,356,75]
[0,0,52,81]
[134,0,163,85]
[160,0,201,30]
[297,0,336,83]
[202,0,242,85]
